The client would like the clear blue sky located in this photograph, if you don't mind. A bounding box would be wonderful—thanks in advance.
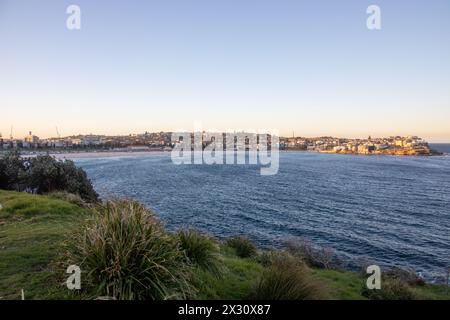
[1,0,449,141]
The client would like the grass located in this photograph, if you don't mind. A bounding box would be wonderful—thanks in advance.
[177,229,222,276]
[361,277,418,300]
[413,284,450,300]
[70,199,192,300]
[193,246,263,299]
[225,236,257,258]
[1,190,449,300]
[250,253,326,300]
[311,269,367,300]
[0,190,88,300]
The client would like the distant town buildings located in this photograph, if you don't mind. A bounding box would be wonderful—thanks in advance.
[0,131,440,156]
[0,131,174,151]
[279,135,438,156]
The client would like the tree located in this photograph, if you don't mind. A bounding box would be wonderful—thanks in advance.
[0,151,27,191]
[0,152,99,203]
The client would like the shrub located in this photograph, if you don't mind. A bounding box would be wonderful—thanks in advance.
[226,236,257,258]
[250,253,325,300]
[70,199,193,300]
[27,155,99,203]
[0,151,27,191]
[357,256,377,276]
[0,152,99,203]
[385,267,425,286]
[286,237,337,269]
[257,250,297,268]
[362,277,418,300]
[177,229,222,276]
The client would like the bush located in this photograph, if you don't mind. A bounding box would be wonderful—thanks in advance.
[70,199,193,300]
[0,152,99,203]
[362,277,418,300]
[250,253,325,300]
[0,151,27,191]
[27,155,99,202]
[385,267,425,286]
[226,236,257,258]
[357,256,377,276]
[257,250,298,268]
[177,229,222,276]
[286,237,337,269]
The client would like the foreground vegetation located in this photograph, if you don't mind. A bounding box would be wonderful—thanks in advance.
[0,190,87,299]
[0,190,449,300]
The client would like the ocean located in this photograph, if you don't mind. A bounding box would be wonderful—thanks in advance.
[430,143,450,154]
[74,149,450,281]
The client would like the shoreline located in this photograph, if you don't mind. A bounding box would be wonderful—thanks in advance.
[51,150,169,160]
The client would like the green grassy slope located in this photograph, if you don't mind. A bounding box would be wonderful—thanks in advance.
[0,190,448,300]
[193,246,264,300]
[0,190,88,299]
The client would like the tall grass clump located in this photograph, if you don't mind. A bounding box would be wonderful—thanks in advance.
[250,253,325,300]
[71,199,192,300]
[226,236,257,258]
[177,229,222,276]
[258,250,287,267]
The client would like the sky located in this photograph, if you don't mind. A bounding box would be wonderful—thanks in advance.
[1,0,449,141]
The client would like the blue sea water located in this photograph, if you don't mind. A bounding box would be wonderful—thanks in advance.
[75,151,450,281]
[431,143,450,154]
